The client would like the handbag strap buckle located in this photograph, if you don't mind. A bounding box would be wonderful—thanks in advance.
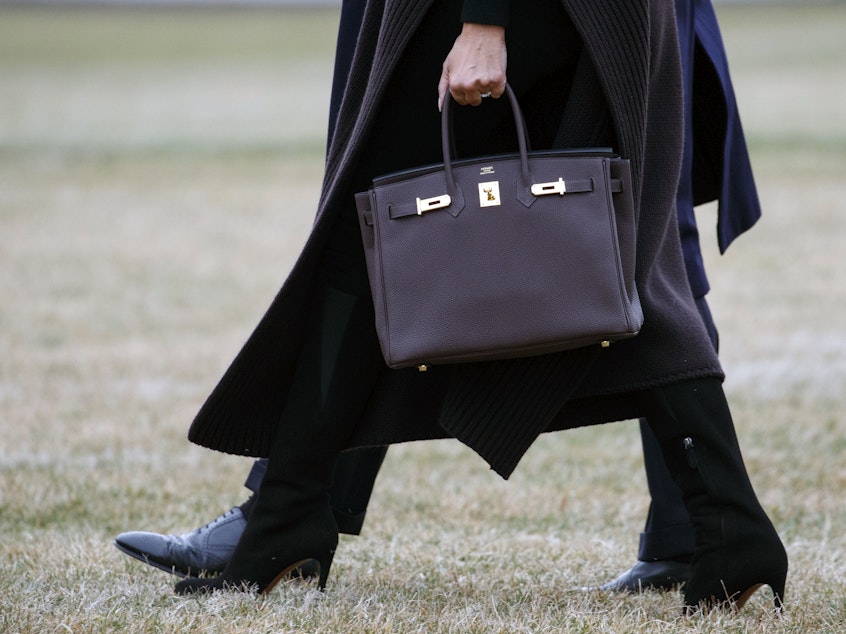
[531,178,567,196]
[416,194,452,215]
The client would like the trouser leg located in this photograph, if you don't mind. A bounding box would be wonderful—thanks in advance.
[241,447,387,536]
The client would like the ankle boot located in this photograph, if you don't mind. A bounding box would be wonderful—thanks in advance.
[176,284,385,595]
[643,379,787,613]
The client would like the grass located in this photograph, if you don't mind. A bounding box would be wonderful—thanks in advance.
[1,3,846,632]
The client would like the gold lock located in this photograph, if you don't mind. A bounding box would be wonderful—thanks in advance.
[478,181,501,207]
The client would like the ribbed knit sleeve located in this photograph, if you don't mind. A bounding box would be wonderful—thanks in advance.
[461,0,510,27]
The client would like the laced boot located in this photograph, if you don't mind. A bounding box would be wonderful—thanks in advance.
[115,505,247,577]
[644,379,788,613]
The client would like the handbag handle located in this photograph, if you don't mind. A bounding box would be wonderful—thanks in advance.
[441,84,532,203]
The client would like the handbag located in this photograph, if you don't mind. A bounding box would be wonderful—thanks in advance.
[355,84,642,370]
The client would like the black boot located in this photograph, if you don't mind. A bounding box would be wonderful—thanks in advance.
[175,283,385,595]
[644,379,787,612]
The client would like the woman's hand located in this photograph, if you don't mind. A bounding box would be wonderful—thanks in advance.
[438,23,507,110]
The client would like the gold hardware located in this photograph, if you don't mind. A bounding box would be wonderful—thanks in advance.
[416,195,451,215]
[531,177,567,196]
[417,364,429,372]
[478,181,501,207]
[600,340,611,348]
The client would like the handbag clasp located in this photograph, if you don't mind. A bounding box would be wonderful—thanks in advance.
[416,194,452,215]
[531,178,567,196]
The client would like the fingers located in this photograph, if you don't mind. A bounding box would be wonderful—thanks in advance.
[446,61,506,106]
[440,69,502,109]
[447,68,505,107]
[488,83,506,100]
[446,82,503,108]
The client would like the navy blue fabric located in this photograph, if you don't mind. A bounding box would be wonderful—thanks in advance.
[677,0,761,298]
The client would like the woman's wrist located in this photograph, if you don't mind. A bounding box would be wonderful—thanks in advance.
[458,22,506,43]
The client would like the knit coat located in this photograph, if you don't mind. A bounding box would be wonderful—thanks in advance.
[187,0,723,478]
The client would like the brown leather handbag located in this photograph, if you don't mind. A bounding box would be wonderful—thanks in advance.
[356,85,642,370]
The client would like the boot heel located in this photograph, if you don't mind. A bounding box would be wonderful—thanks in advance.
[734,572,786,612]
[733,583,762,611]
[316,549,336,591]
[771,575,787,612]
[258,550,336,595]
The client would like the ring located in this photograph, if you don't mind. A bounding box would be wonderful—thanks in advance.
[480,91,492,98]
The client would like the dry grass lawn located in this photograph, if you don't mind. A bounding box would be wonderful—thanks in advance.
[1,4,845,633]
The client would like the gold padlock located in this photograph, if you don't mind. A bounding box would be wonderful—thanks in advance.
[478,181,501,207]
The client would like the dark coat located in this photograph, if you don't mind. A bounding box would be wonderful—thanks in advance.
[678,0,762,298]
[187,0,723,477]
